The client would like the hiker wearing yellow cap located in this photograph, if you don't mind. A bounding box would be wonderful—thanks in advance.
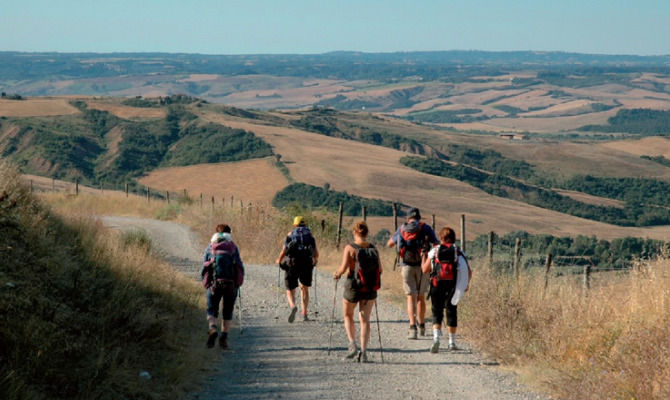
[276,216,319,322]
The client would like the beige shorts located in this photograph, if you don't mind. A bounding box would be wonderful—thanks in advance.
[402,265,430,296]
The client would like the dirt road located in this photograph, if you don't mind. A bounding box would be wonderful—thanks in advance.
[100,216,549,400]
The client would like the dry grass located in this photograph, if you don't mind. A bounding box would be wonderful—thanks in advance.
[198,112,670,241]
[0,98,81,117]
[1,161,208,399]
[138,157,288,207]
[87,101,166,119]
[460,255,670,399]
[601,136,670,159]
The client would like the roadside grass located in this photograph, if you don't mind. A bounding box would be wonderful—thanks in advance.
[460,256,670,399]
[2,163,207,399]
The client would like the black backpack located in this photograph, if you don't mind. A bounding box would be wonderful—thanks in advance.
[350,243,381,293]
[286,226,314,263]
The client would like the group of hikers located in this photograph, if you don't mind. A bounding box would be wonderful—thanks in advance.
[200,207,472,362]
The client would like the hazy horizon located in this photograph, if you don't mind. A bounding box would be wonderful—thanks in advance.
[2,0,669,56]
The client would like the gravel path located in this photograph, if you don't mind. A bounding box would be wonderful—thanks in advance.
[100,216,550,400]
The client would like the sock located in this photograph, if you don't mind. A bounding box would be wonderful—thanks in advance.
[433,329,442,342]
[449,332,456,344]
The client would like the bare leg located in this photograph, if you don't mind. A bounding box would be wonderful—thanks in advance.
[286,289,296,308]
[406,294,418,325]
[299,284,310,315]
[358,300,375,351]
[417,295,426,325]
[343,299,357,343]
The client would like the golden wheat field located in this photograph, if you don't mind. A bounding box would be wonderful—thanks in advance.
[0,98,81,117]
[197,110,670,241]
[138,157,289,207]
[87,100,166,119]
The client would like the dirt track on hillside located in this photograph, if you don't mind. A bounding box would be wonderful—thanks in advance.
[100,216,550,400]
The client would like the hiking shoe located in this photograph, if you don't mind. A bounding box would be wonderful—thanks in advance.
[219,335,228,349]
[447,342,457,351]
[288,306,298,323]
[419,324,426,337]
[430,340,440,354]
[206,327,218,348]
[408,326,418,340]
[358,350,370,363]
[303,313,310,322]
[345,342,359,359]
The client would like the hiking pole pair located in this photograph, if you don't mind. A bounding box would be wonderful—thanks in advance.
[327,279,339,355]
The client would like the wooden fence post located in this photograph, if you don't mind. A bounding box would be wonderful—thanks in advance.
[543,253,553,296]
[211,196,215,212]
[362,206,367,221]
[460,214,466,253]
[488,231,494,266]
[75,178,79,196]
[52,177,55,191]
[336,202,343,249]
[30,180,33,193]
[100,181,103,194]
[431,214,436,231]
[183,189,187,199]
[166,191,170,204]
[200,193,203,208]
[147,187,150,203]
[583,263,591,292]
[513,237,521,281]
[230,195,234,208]
[125,183,129,197]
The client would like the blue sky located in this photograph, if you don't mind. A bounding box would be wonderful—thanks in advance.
[2,0,669,55]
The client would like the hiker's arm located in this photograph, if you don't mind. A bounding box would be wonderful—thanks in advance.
[421,252,432,274]
[386,229,398,248]
[275,246,286,265]
[312,239,319,266]
[334,245,352,280]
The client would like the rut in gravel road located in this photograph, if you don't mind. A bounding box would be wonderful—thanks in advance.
[100,216,549,400]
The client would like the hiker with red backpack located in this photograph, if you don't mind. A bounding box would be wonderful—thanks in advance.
[386,207,438,339]
[201,224,245,349]
[333,221,382,363]
[276,216,319,323]
[421,226,472,353]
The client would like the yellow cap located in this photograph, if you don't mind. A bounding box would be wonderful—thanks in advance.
[293,216,304,226]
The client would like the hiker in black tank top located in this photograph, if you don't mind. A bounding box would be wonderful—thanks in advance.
[333,221,382,362]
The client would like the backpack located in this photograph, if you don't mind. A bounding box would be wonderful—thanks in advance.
[399,221,426,266]
[350,243,381,293]
[210,240,244,287]
[430,243,461,287]
[286,226,314,264]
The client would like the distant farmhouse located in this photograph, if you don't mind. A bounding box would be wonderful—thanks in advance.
[498,133,527,140]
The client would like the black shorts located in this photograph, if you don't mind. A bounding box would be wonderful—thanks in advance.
[342,278,377,303]
[285,263,314,290]
[430,280,457,327]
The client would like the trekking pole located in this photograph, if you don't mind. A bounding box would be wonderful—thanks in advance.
[238,288,244,336]
[275,264,281,320]
[327,279,339,355]
[314,267,319,314]
[374,299,384,364]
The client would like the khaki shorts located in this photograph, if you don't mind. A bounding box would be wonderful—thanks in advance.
[402,265,430,296]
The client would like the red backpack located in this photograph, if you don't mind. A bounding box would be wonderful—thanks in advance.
[430,243,461,287]
[399,221,425,266]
